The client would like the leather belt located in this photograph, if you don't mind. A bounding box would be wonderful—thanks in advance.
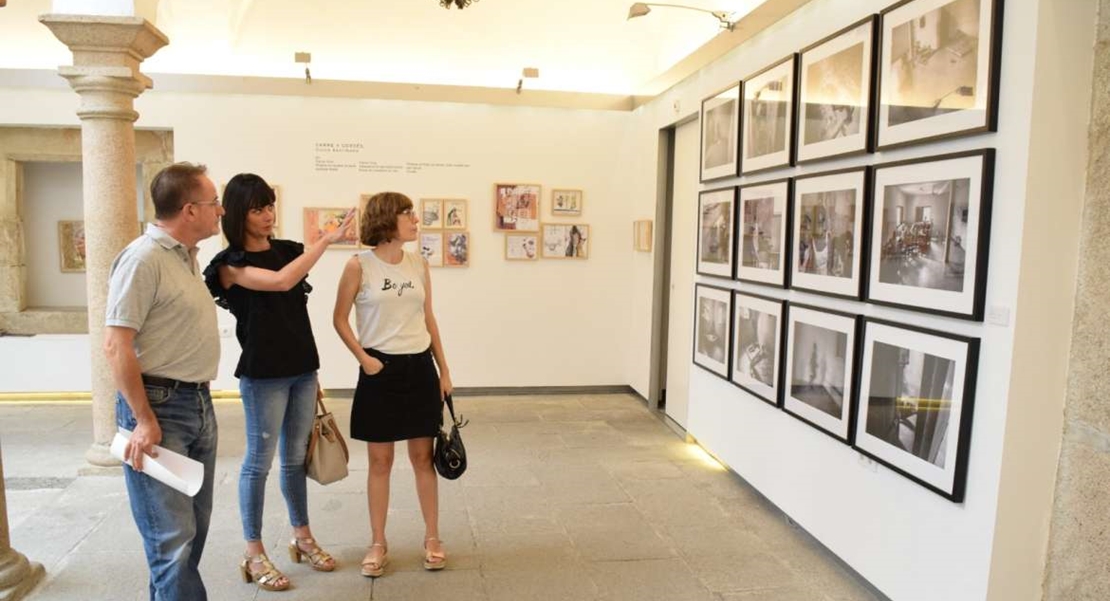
[141,374,209,390]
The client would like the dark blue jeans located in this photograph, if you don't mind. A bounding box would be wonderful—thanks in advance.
[116,384,218,601]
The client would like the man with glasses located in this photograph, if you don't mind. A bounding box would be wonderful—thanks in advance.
[104,162,224,601]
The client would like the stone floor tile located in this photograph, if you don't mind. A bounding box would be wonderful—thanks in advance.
[587,558,716,601]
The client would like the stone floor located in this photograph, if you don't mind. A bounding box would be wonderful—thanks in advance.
[2,393,885,601]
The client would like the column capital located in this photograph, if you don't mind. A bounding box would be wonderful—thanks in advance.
[39,14,167,80]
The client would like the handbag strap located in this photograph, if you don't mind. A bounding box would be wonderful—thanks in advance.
[316,396,328,417]
[442,394,468,428]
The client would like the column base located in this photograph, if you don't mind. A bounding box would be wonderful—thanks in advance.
[83,442,120,469]
[0,547,45,601]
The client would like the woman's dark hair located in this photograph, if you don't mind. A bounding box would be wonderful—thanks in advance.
[360,192,414,246]
[221,173,276,249]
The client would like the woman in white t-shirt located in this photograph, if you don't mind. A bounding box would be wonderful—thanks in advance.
[332,191,453,578]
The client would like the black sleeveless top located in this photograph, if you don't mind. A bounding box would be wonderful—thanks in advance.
[204,239,320,379]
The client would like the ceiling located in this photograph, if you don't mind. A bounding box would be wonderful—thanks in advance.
[0,0,768,95]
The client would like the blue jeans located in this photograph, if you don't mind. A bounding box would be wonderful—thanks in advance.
[238,371,317,541]
[116,384,218,601]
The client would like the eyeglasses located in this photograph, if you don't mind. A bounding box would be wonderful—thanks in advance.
[398,208,417,218]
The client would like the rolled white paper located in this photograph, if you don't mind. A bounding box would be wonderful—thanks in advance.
[110,429,205,497]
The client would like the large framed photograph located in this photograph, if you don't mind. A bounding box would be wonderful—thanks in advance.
[697,187,736,278]
[445,232,470,267]
[735,179,790,287]
[791,168,868,299]
[443,199,468,230]
[730,291,785,406]
[57,220,86,273]
[854,319,979,501]
[541,224,589,259]
[551,189,583,216]
[783,305,861,441]
[692,284,733,380]
[494,183,540,232]
[303,207,358,248]
[867,149,993,320]
[797,16,877,163]
[876,0,1004,149]
[700,82,741,181]
[741,55,797,175]
[505,233,538,261]
[419,231,444,267]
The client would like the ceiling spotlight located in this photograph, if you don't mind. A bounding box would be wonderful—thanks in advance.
[295,51,312,84]
[516,67,539,95]
[627,2,736,31]
[440,0,479,8]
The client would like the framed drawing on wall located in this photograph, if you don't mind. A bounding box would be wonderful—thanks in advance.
[494,183,541,232]
[541,224,589,259]
[797,16,877,163]
[735,179,790,287]
[790,168,868,299]
[420,199,444,229]
[697,187,736,278]
[700,82,741,181]
[730,291,785,406]
[58,220,85,273]
[505,233,538,261]
[782,304,861,442]
[443,199,468,229]
[419,231,444,267]
[875,0,1004,149]
[445,232,470,267]
[551,189,583,216]
[692,284,732,380]
[866,149,994,320]
[303,207,358,248]
[853,319,979,502]
[633,220,653,252]
[741,55,797,175]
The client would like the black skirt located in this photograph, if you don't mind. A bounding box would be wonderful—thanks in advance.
[351,347,443,443]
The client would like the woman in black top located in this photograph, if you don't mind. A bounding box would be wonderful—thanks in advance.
[204,174,353,592]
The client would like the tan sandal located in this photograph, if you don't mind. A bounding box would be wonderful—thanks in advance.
[423,537,447,571]
[288,537,336,572]
[239,552,290,591]
[360,542,388,578]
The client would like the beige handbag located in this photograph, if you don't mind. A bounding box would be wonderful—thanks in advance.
[306,397,349,485]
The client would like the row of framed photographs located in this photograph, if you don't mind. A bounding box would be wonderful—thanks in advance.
[697,149,993,321]
[693,284,979,502]
[700,0,1004,181]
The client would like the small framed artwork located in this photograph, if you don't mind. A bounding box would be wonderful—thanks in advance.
[420,199,444,229]
[782,304,861,442]
[551,189,583,216]
[444,232,470,267]
[797,16,877,163]
[443,199,468,229]
[876,0,1004,150]
[696,187,736,278]
[505,233,539,261]
[700,82,741,181]
[692,284,732,380]
[633,220,653,252]
[541,224,589,259]
[867,149,994,320]
[494,183,541,232]
[419,231,444,267]
[303,207,358,248]
[741,55,797,175]
[854,318,980,502]
[58,220,86,273]
[790,168,868,299]
[730,291,786,406]
[736,179,791,287]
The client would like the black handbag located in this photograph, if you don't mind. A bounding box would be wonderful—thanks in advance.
[433,394,468,480]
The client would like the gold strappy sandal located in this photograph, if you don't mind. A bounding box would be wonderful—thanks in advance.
[239,552,290,592]
[288,537,336,572]
[423,537,447,571]
[360,542,388,578]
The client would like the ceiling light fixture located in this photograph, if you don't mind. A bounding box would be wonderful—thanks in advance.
[295,51,312,84]
[626,2,737,31]
[516,67,539,95]
[440,0,478,8]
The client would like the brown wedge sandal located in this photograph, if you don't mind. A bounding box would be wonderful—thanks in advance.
[288,537,336,572]
[239,552,290,592]
[423,537,447,571]
[360,542,388,578]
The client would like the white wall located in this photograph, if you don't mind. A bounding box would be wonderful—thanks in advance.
[23,161,86,308]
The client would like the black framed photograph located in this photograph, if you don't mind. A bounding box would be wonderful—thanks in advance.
[876,0,1004,149]
[693,284,733,380]
[797,16,878,163]
[729,291,785,406]
[741,55,797,174]
[791,168,868,299]
[700,82,742,181]
[853,319,979,502]
[782,305,861,442]
[697,187,737,278]
[736,179,790,287]
[866,149,993,320]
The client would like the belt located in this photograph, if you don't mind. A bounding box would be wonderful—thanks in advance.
[141,374,209,390]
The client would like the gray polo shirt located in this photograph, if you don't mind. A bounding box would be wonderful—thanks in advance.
[105,224,220,383]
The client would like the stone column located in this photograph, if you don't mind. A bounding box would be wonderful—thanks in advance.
[40,15,168,468]
[0,446,44,601]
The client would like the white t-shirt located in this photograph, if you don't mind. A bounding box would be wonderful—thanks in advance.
[355,249,431,354]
